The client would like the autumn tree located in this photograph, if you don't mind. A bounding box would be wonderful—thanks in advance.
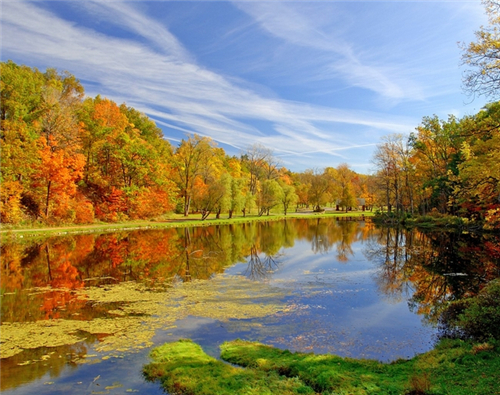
[452,103,500,226]
[410,117,462,214]
[336,163,358,212]
[79,96,129,187]
[38,68,84,150]
[303,169,331,212]
[211,173,232,219]
[1,62,85,223]
[33,136,85,220]
[353,174,377,211]
[0,62,45,220]
[373,134,420,214]
[462,0,500,99]
[173,135,216,216]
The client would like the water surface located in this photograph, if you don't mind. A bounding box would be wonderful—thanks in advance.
[2,218,499,394]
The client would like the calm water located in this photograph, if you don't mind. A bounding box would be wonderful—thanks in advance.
[1,218,499,394]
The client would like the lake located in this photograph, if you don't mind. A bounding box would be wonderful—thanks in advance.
[1,218,499,394]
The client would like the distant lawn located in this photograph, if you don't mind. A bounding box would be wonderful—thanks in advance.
[0,209,373,239]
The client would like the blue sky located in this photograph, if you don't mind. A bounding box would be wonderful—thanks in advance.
[1,0,489,173]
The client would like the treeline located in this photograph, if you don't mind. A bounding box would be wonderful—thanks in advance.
[372,104,500,229]
[371,0,500,230]
[1,61,499,229]
[0,61,372,225]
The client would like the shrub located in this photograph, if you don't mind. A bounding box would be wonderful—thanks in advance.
[440,279,500,341]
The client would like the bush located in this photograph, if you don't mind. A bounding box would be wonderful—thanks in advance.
[440,279,500,341]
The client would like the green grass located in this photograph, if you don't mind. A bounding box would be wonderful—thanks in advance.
[0,210,373,240]
[144,338,500,395]
[142,339,315,395]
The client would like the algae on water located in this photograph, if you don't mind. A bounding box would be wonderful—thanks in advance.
[1,274,290,361]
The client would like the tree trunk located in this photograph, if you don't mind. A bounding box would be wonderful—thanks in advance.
[45,180,52,218]
[201,209,210,220]
[184,195,191,217]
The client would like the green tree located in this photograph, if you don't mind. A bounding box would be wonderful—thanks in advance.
[228,176,245,219]
[258,179,283,216]
[279,181,298,215]
[213,172,232,219]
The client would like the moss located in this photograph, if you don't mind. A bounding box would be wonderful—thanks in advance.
[145,338,500,395]
[143,339,315,395]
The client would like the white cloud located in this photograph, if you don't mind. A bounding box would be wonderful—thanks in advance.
[234,1,426,102]
[2,1,418,170]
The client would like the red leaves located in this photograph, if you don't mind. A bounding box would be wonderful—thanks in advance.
[94,187,128,222]
[34,136,85,221]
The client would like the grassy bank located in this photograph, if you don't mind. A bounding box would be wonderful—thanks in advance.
[145,280,500,394]
[0,210,373,240]
[144,338,500,395]
[371,211,487,232]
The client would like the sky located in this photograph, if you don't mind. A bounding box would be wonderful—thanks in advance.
[0,0,490,173]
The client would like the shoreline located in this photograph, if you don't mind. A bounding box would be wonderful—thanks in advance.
[0,211,373,240]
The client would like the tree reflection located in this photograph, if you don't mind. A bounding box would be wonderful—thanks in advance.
[2,219,368,323]
[366,228,500,322]
[2,219,499,390]
[0,336,93,392]
[243,245,282,281]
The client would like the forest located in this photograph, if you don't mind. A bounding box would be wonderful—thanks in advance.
[1,59,499,229]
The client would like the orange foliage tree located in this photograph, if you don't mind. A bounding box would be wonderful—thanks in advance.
[33,136,85,221]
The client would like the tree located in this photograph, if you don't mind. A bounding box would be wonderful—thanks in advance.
[38,68,84,151]
[173,135,215,216]
[279,181,298,215]
[33,136,85,220]
[0,61,84,223]
[410,117,462,214]
[228,176,245,219]
[304,169,332,212]
[373,135,402,213]
[196,177,229,220]
[241,190,256,217]
[336,163,357,212]
[354,174,377,211]
[257,179,283,216]
[452,103,500,226]
[212,173,232,219]
[241,144,281,195]
[462,0,500,99]
[79,96,130,187]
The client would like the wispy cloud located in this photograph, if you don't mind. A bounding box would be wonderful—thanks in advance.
[233,1,437,103]
[1,1,417,171]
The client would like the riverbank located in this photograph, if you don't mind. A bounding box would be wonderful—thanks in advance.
[0,210,373,240]
[371,211,490,233]
[144,338,500,395]
[143,278,500,395]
